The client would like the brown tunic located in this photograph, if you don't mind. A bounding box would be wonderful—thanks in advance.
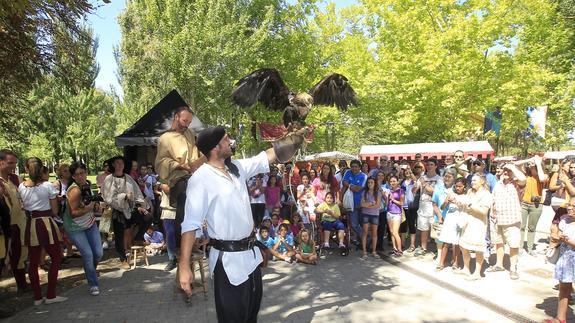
[155,129,200,186]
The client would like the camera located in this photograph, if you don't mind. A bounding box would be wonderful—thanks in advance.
[531,196,541,206]
[80,183,104,205]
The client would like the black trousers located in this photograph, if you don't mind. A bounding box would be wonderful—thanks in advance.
[376,210,389,251]
[400,208,418,234]
[250,203,266,228]
[214,258,262,323]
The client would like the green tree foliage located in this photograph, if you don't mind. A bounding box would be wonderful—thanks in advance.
[308,0,575,156]
[1,22,119,170]
[0,0,95,130]
[117,0,323,155]
[118,0,574,157]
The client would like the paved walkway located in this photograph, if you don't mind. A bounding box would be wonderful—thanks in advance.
[2,242,571,323]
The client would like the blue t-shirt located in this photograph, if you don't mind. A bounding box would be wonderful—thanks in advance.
[258,236,275,249]
[431,184,448,221]
[343,170,367,207]
[273,234,294,253]
[144,231,164,244]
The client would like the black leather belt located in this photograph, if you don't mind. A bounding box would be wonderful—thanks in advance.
[210,236,256,252]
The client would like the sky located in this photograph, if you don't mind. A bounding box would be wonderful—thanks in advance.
[87,0,357,95]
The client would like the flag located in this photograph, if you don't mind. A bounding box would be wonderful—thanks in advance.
[483,107,502,136]
[526,106,548,138]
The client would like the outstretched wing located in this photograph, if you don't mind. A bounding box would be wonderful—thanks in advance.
[231,68,290,111]
[309,73,357,110]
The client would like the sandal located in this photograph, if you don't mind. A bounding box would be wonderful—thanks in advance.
[435,265,444,272]
[486,266,505,273]
[542,319,566,323]
[406,246,416,253]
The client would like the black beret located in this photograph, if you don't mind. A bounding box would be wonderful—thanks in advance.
[197,126,226,156]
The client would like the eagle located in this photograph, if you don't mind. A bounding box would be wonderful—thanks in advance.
[231,68,357,132]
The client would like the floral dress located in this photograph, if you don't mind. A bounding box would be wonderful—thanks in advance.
[555,216,575,283]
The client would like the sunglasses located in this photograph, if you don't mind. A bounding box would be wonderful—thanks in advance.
[473,162,482,166]
[454,156,463,159]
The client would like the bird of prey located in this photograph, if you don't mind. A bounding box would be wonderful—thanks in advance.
[231,68,357,132]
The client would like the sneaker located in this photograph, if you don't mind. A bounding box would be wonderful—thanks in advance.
[45,296,67,304]
[120,261,131,270]
[414,248,427,257]
[89,286,100,296]
[486,266,505,273]
[164,259,178,272]
[34,298,44,306]
[509,271,519,280]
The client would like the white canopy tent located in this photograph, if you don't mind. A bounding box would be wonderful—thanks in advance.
[544,150,575,160]
[301,151,358,162]
[360,141,494,162]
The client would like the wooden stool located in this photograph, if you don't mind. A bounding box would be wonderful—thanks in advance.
[174,252,208,304]
[191,253,208,298]
[130,246,149,269]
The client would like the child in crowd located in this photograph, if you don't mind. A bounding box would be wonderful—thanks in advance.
[270,212,282,237]
[256,226,274,267]
[258,215,276,239]
[297,174,315,229]
[143,225,165,256]
[271,224,295,263]
[290,212,303,238]
[295,229,317,265]
[316,192,346,250]
[265,176,281,214]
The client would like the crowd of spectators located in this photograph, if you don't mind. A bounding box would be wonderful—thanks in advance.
[3,146,575,323]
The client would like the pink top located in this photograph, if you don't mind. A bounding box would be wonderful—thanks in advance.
[312,177,339,204]
[265,186,281,207]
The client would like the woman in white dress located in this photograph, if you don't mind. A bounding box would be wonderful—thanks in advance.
[457,174,492,280]
[437,177,467,271]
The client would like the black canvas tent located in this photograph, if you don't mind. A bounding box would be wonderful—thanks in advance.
[115,89,204,165]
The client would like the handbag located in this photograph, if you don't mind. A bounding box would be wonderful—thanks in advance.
[99,207,113,233]
[546,246,560,264]
[343,189,354,211]
[431,222,443,240]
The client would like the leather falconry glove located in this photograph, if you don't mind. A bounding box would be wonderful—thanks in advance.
[272,127,308,163]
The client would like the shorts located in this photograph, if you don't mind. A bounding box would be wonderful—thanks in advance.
[361,213,379,225]
[386,212,402,222]
[417,216,433,231]
[490,222,521,249]
[322,220,345,231]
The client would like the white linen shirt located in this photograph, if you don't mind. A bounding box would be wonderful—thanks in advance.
[181,151,269,286]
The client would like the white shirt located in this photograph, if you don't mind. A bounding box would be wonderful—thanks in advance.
[417,174,443,218]
[18,181,58,211]
[182,151,269,286]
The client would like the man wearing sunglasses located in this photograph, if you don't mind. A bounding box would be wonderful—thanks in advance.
[445,150,469,178]
[467,158,497,192]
